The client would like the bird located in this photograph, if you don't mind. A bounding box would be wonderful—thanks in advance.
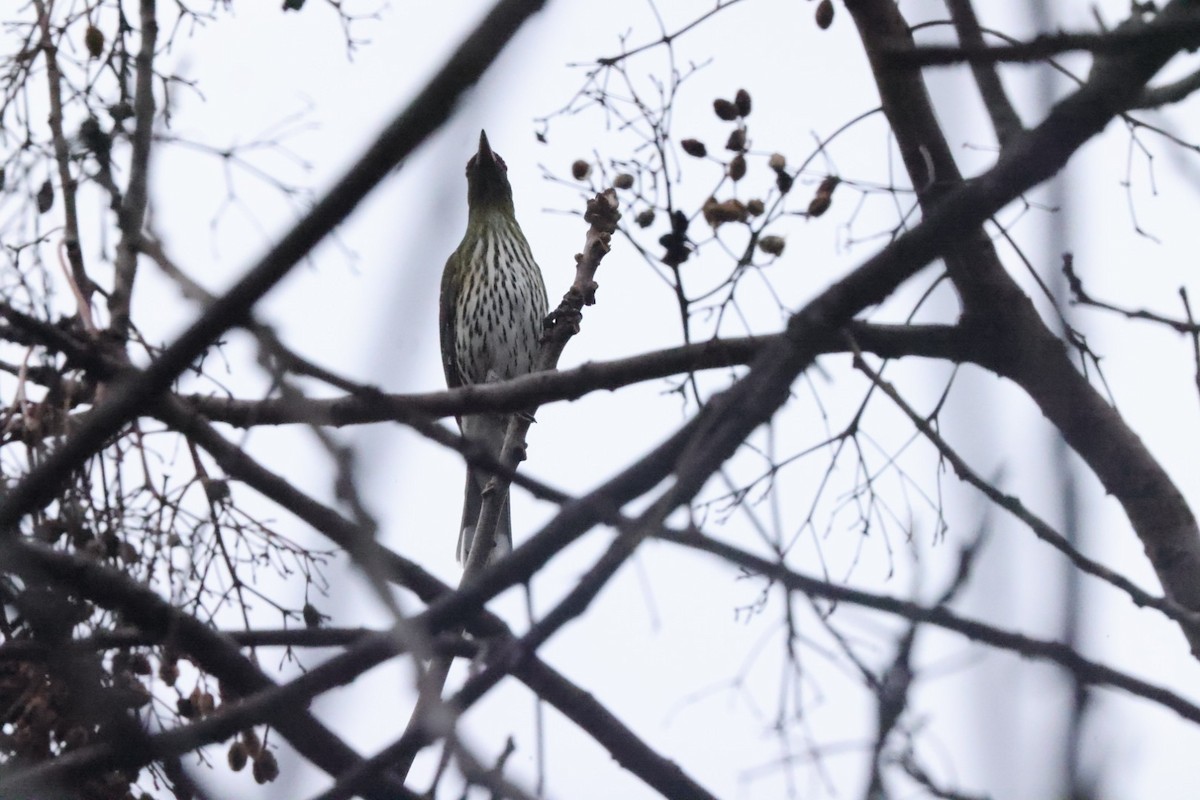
[440,130,547,565]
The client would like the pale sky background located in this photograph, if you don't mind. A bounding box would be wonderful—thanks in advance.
[34,0,1200,797]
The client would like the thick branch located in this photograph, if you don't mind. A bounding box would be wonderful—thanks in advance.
[849,0,1200,651]
[183,323,969,428]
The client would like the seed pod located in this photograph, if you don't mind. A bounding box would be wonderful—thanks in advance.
[613,172,634,190]
[776,171,794,194]
[758,236,786,256]
[768,152,787,172]
[159,659,180,686]
[118,540,138,564]
[635,208,656,228]
[253,749,280,784]
[571,159,591,181]
[129,653,152,675]
[681,138,708,158]
[242,728,263,757]
[747,198,765,216]
[735,88,752,117]
[702,197,749,228]
[201,477,229,503]
[725,129,746,152]
[303,602,322,629]
[808,175,839,216]
[816,0,834,29]
[84,25,105,59]
[728,154,747,182]
[37,180,54,213]
[670,209,689,235]
[228,741,249,772]
[713,98,739,121]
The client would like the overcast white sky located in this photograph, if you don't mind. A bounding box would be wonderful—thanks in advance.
[27,0,1200,797]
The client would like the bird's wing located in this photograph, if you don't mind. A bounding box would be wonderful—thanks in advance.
[439,248,464,392]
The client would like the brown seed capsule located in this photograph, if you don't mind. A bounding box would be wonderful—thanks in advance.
[242,728,263,757]
[728,154,747,182]
[758,235,786,256]
[681,138,707,158]
[808,195,832,217]
[702,197,749,228]
[725,129,746,152]
[84,25,105,59]
[713,98,739,121]
[118,540,138,564]
[201,477,229,504]
[816,175,841,195]
[776,171,794,194]
[735,88,752,117]
[571,159,591,181]
[303,602,322,629]
[635,208,656,228]
[613,172,634,190]
[816,0,834,29]
[36,180,54,213]
[253,749,280,784]
[159,659,179,686]
[768,152,787,172]
[747,198,765,216]
[228,741,249,772]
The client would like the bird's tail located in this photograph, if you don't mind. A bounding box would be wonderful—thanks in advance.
[457,413,513,564]
[457,466,512,564]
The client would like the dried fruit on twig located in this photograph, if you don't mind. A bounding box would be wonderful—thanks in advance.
[728,154,747,182]
[635,208,656,228]
[36,180,54,213]
[613,173,634,190]
[702,196,749,228]
[228,741,249,772]
[776,171,794,194]
[84,25,105,59]
[253,749,280,784]
[808,176,840,217]
[735,88,752,117]
[758,235,786,256]
[571,159,591,181]
[768,152,787,172]
[681,138,708,158]
[713,98,739,121]
[747,198,765,216]
[816,0,834,29]
[659,209,692,266]
[725,129,746,152]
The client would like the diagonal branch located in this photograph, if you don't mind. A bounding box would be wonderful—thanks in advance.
[107,0,158,339]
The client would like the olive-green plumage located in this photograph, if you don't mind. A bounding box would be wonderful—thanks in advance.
[440,130,547,563]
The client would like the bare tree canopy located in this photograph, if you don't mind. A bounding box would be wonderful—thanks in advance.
[1,1,1199,798]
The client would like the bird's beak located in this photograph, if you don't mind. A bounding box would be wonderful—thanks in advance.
[477,130,495,164]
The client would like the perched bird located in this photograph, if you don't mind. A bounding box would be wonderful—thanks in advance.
[440,130,547,564]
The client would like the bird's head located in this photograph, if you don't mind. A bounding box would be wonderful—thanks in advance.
[465,130,515,216]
